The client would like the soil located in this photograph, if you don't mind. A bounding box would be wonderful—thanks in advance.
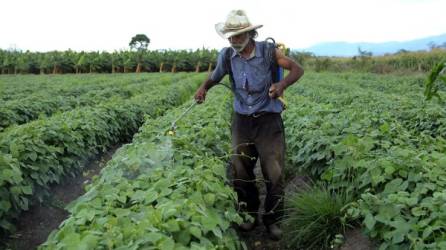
[340,228,376,250]
[238,162,312,250]
[2,144,122,250]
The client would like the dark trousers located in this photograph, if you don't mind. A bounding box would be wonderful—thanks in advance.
[230,112,285,226]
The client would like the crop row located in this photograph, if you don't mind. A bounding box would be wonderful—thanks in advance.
[0,74,172,101]
[40,87,245,249]
[0,74,205,233]
[283,72,446,249]
[0,73,189,131]
[1,74,110,101]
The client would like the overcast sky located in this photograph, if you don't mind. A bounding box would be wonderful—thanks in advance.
[1,0,445,52]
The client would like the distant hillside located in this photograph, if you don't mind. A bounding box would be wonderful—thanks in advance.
[298,33,446,57]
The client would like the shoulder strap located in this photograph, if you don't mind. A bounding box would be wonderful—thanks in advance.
[264,39,279,82]
[223,47,234,86]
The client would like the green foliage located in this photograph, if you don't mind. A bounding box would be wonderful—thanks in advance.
[0,73,189,131]
[4,71,446,248]
[283,72,446,249]
[0,48,219,74]
[424,60,446,101]
[289,49,446,73]
[0,73,205,235]
[40,87,245,249]
[282,182,354,250]
[289,51,314,66]
[129,34,150,51]
[314,57,333,72]
[0,75,187,132]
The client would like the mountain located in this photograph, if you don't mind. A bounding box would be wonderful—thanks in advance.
[298,33,446,57]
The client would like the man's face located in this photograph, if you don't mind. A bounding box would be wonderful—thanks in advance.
[228,32,250,52]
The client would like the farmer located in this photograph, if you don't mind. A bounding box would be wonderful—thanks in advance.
[194,10,304,240]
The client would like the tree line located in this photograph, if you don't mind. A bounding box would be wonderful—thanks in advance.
[0,49,218,74]
[1,47,445,75]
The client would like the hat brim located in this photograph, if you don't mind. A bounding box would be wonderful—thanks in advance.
[215,23,263,39]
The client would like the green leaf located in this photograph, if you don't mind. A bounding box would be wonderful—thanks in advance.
[176,230,191,245]
[422,226,433,239]
[22,185,33,195]
[145,232,163,243]
[383,178,403,194]
[76,208,96,222]
[201,215,218,231]
[0,200,12,212]
[189,226,202,239]
[158,237,175,250]
[379,122,390,133]
[62,232,81,249]
[144,190,158,204]
[78,235,99,250]
[211,227,223,238]
[28,151,38,161]
[389,219,410,244]
[411,207,426,217]
[131,190,146,202]
[165,219,180,232]
[204,193,216,206]
[364,213,376,230]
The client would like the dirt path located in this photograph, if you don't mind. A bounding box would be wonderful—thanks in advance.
[341,228,376,250]
[2,144,122,250]
[237,163,280,250]
[237,162,311,250]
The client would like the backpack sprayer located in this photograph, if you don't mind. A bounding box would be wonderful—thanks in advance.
[266,37,288,109]
[167,38,289,136]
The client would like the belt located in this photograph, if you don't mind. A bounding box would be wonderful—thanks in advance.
[237,111,270,118]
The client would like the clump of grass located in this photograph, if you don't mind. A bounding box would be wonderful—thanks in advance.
[282,182,354,250]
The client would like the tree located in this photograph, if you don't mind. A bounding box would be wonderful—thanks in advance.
[201,48,218,73]
[16,51,32,74]
[76,52,86,73]
[358,47,372,57]
[37,53,51,74]
[129,34,150,72]
[122,51,136,73]
[87,51,102,73]
[46,51,65,74]
[129,34,150,51]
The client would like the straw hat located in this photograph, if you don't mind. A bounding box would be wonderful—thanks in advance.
[215,10,263,39]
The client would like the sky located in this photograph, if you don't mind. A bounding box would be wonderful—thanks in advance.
[1,0,445,52]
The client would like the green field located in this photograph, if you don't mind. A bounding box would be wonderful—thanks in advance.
[1,71,445,249]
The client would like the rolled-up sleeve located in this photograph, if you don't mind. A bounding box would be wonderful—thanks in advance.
[210,48,228,83]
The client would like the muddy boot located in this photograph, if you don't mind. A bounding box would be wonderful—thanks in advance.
[267,223,282,241]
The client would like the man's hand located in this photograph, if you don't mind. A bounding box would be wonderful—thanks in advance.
[269,82,286,99]
[194,86,207,104]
